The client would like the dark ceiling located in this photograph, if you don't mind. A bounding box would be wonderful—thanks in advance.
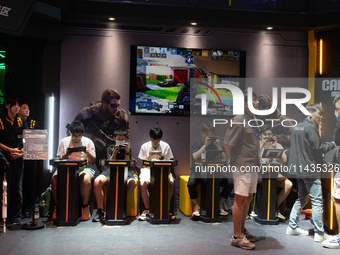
[4,0,340,41]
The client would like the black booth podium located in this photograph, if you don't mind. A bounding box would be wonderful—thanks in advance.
[142,160,177,224]
[193,160,225,223]
[100,159,135,225]
[50,159,87,226]
[253,165,279,225]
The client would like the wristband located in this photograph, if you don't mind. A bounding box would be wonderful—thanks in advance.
[202,145,206,152]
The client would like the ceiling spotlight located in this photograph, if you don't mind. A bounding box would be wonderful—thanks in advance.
[108,17,115,21]
[191,22,197,26]
[266,27,273,30]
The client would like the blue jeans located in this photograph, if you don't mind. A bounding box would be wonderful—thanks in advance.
[288,178,324,234]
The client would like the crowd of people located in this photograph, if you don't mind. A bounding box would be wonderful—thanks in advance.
[1,88,340,251]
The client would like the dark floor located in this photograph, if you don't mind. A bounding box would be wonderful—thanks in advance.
[0,211,339,255]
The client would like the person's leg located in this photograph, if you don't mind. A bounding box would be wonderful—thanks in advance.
[10,159,23,223]
[140,180,150,209]
[127,178,137,197]
[51,172,58,219]
[233,194,249,238]
[7,159,23,223]
[94,175,107,209]
[51,173,58,206]
[219,178,234,213]
[241,193,253,233]
[187,172,201,212]
[79,171,92,221]
[230,174,256,250]
[170,181,174,198]
[332,196,340,236]
[79,171,92,206]
[288,178,309,229]
[139,167,151,214]
[305,178,324,234]
[286,178,309,236]
[277,178,293,207]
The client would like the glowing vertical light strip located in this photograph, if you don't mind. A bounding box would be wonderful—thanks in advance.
[330,170,334,230]
[319,39,323,75]
[319,102,322,137]
[48,93,54,170]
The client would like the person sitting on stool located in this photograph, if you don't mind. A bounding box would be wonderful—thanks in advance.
[259,124,292,220]
[52,121,96,221]
[138,127,175,221]
[92,129,137,222]
[187,123,233,219]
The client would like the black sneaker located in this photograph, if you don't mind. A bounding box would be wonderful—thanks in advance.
[92,209,105,222]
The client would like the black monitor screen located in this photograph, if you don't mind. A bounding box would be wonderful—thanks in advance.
[129,46,246,116]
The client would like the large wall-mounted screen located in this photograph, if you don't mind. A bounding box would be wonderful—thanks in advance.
[129,45,246,116]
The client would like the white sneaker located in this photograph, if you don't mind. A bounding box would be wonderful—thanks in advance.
[322,235,340,249]
[314,232,329,243]
[275,211,286,220]
[286,226,309,236]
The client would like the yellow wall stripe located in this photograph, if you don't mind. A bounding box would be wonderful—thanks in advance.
[308,30,316,104]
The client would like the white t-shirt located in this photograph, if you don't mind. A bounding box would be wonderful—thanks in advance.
[138,140,173,161]
[57,136,96,168]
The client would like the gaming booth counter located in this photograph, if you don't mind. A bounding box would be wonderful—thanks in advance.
[49,157,178,226]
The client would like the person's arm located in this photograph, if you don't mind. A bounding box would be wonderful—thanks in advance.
[214,138,226,160]
[309,127,335,154]
[124,147,131,161]
[57,139,69,159]
[280,151,287,164]
[0,144,21,154]
[61,150,71,160]
[334,115,340,146]
[85,148,96,164]
[224,144,232,164]
[192,138,211,160]
[138,143,149,161]
[110,144,120,160]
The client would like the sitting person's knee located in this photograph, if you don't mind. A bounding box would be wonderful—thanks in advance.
[129,178,137,188]
[140,180,149,189]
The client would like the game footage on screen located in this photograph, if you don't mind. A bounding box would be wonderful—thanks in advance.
[130,46,245,116]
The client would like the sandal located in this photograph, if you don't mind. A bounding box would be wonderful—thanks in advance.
[220,206,229,216]
[169,213,176,221]
[138,209,150,221]
[191,205,200,218]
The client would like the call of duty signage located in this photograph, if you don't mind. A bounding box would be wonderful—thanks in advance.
[0,0,37,35]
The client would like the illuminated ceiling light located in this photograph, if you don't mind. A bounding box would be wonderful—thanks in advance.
[0,54,5,58]
[108,17,115,21]
[319,39,323,75]
[191,22,197,26]
[266,27,273,30]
